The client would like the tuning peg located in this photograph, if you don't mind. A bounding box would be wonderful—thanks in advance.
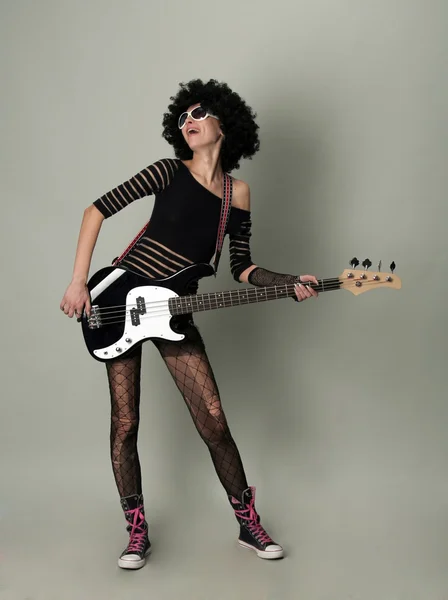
[349,257,359,269]
[362,258,372,270]
[390,261,396,273]
[377,260,382,272]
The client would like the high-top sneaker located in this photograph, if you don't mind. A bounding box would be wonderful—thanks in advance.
[229,486,284,559]
[118,494,151,570]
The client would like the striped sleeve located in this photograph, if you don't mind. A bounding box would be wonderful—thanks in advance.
[93,158,179,218]
[229,211,255,282]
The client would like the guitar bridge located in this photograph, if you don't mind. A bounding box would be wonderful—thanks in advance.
[88,305,102,329]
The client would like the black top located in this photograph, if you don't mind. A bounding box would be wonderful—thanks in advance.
[93,158,254,282]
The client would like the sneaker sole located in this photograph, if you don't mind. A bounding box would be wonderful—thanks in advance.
[118,547,151,570]
[238,540,284,559]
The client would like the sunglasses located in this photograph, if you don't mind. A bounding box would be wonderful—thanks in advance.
[178,105,219,129]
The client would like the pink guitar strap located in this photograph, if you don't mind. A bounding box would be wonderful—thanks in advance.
[112,222,148,266]
[112,172,233,275]
[212,172,232,276]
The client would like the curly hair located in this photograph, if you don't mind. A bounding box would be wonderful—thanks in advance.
[161,79,260,173]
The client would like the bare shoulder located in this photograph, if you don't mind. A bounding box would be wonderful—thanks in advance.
[230,177,250,211]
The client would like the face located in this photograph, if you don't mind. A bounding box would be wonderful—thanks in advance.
[180,103,223,151]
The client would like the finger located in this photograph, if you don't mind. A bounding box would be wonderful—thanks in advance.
[85,297,92,317]
[302,285,312,298]
[294,284,306,301]
[308,284,318,298]
[297,283,314,300]
[299,276,319,297]
[300,275,319,285]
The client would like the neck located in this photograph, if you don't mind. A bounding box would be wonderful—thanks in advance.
[188,147,223,186]
[168,278,342,316]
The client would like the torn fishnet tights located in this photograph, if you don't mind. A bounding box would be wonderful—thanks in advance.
[106,336,248,500]
[106,349,143,499]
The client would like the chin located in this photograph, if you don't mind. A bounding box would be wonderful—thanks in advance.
[186,139,205,152]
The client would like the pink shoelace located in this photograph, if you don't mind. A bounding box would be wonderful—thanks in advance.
[125,507,147,553]
[232,491,273,545]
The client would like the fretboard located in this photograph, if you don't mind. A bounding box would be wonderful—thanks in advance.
[168,278,341,316]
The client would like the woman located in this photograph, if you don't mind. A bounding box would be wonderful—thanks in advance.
[60,79,318,569]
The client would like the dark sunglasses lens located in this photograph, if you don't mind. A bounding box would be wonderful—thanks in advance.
[191,106,207,120]
[178,113,188,128]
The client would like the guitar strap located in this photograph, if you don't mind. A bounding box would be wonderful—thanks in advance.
[112,172,233,276]
[112,221,148,266]
[212,172,233,276]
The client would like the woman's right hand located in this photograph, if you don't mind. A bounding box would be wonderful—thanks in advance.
[60,279,92,319]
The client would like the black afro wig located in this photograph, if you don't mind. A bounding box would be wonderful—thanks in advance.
[162,79,260,173]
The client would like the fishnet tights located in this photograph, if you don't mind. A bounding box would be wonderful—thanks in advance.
[106,348,143,498]
[106,330,248,500]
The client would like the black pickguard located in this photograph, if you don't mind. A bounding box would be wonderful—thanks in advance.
[80,263,214,362]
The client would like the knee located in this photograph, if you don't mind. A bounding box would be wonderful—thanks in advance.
[111,414,139,439]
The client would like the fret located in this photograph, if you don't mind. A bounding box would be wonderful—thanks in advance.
[215,292,225,309]
[224,290,231,308]
[208,293,215,311]
[193,295,200,312]
[204,292,211,311]
[196,294,205,312]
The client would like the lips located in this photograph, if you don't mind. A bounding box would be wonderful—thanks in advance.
[187,127,199,135]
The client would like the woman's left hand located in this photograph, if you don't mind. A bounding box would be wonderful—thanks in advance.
[294,275,319,301]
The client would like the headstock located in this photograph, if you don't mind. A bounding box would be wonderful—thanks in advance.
[340,258,401,295]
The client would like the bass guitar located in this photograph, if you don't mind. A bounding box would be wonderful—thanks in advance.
[80,258,401,362]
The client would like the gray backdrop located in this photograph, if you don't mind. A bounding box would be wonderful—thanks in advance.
[1,1,447,599]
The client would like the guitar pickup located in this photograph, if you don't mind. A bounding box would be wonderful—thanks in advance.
[130,295,146,326]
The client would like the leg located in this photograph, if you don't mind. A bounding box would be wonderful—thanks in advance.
[105,345,151,569]
[106,345,143,498]
[153,317,248,500]
[154,316,284,560]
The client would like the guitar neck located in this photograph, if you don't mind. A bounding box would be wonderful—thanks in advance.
[169,278,341,316]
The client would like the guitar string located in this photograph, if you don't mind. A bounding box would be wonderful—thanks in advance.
[87,276,392,329]
[85,274,395,317]
[90,280,343,317]
[90,288,341,327]
[86,276,393,328]
[88,278,342,314]
[86,285,346,327]
[90,282,343,319]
